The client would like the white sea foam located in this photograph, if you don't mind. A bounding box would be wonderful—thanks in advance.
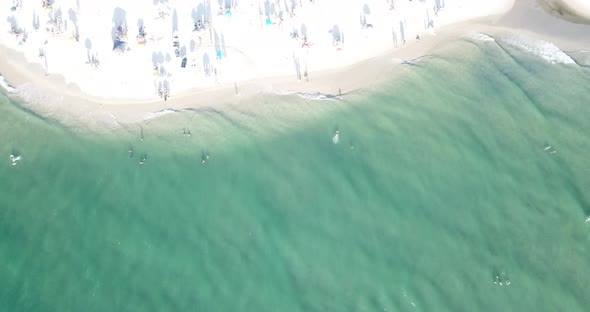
[274,90,338,101]
[143,108,177,121]
[297,92,334,101]
[0,74,17,93]
[501,35,576,64]
[471,32,496,42]
[273,89,296,96]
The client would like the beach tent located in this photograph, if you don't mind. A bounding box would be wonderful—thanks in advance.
[112,40,127,53]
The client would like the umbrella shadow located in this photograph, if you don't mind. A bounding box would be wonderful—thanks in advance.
[172,8,178,35]
[399,21,405,42]
[203,52,211,76]
[331,25,341,44]
[85,38,92,60]
[111,7,127,42]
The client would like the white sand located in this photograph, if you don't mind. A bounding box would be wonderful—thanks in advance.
[541,0,590,21]
[0,0,514,102]
[2,0,589,130]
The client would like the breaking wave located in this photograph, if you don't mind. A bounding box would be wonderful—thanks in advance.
[273,90,340,100]
[143,108,177,121]
[470,32,496,42]
[500,35,576,64]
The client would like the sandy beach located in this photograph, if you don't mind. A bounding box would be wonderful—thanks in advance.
[1,0,589,130]
[538,0,590,23]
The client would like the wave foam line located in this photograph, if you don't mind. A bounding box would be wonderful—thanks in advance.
[273,90,340,101]
[470,32,496,42]
[500,35,575,64]
[0,74,16,93]
[143,108,177,121]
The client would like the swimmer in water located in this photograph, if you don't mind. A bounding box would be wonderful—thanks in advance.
[10,154,21,165]
[201,153,210,164]
[333,130,340,144]
[506,280,511,286]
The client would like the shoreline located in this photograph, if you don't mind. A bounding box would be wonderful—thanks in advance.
[1,0,589,131]
[0,20,487,131]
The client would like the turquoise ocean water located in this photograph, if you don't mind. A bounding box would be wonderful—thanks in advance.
[1,38,590,311]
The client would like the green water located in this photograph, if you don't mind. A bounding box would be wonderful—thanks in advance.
[1,39,590,311]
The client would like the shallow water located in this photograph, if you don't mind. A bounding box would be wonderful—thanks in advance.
[1,38,590,311]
